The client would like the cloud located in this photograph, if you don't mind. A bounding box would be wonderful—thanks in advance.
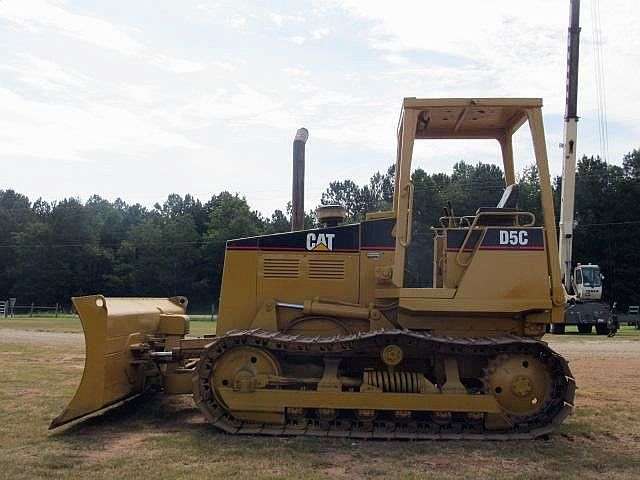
[311,27,331,40]
[149,55,206,74]
[0,54,90,92]
[172,84,298,132]
[225,14,248,30]
[1,0,205,74]
[289,35,306,45]
[317,0,640,168]
[2,0,638,214]
[269,12,305,27]
[0,86,199,162]
[1,0,143,55]
[269,13,285,27]
[383,54,408,65]
[283,66,311,77]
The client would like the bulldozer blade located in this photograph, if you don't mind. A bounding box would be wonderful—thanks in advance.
[49,295,187,429]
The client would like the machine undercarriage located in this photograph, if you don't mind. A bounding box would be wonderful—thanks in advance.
[190,329,574,439]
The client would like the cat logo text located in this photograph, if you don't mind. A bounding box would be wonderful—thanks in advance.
[306,233,335,251]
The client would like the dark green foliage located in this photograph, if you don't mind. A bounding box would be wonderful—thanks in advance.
[0,192,291,312]
[569,155,640,308]
[321,165,395,221]
[320,155,640,305]
[1,150,639,312]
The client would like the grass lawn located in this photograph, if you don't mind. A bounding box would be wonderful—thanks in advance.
[2,315,638,340]
[548,324,640,341]
[1,320,639,479]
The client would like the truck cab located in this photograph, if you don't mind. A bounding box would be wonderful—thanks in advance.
[572,263,603,301]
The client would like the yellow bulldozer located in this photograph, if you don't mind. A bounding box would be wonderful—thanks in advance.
[51,98,575,439]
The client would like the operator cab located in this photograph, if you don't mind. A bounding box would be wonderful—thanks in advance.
[382,97,565,327]
[432,184,537,289]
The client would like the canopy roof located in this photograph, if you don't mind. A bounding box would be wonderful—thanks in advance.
[402,98,542,140]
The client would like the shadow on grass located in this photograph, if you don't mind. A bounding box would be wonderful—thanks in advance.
[49,393,194,436]
[46,391,640,480]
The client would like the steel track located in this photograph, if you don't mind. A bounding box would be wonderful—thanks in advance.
[193,329,575,440]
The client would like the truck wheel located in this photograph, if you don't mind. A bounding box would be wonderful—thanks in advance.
[550,324,565,334]
[577,324,593,334]
[595,324,609,335]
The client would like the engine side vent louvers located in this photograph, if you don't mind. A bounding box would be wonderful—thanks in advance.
[263,257,300,279]
[308,258,345,280]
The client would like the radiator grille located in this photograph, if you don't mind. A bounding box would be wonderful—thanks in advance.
[262,257,301,279]
[308,258,345,280]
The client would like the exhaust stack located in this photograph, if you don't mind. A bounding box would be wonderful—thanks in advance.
[292,128,308,231]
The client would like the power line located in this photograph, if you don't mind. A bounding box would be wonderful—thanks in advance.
[590,0,610,164]
[575,219,640,228]
[4,219,640,250]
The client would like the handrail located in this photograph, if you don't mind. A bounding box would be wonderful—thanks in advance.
[399,181,414,247]
[454,211,537,267]
[438,216,472,228]
[455,216,485,267]
[468,211,536,227]
[440,211,536,229]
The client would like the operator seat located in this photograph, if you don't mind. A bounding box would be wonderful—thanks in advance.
[475,184,519,226]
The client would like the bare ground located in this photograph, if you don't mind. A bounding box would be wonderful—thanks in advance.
[1,329,85,348]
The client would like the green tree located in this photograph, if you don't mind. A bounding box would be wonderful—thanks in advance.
[202,192,265,306]
[0,190,33,296]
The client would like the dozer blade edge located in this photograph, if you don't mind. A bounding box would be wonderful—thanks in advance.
[49,294,188,429]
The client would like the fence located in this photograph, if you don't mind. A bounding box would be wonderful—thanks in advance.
[1,298,17,318]
[1,300,60,318]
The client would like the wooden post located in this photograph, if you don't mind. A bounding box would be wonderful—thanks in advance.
[30,302,34,317]
[55,303,59,318]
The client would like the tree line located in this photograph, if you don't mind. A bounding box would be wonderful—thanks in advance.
[1,149,639,312]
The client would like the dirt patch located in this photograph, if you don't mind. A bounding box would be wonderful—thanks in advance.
[548,341,640,407]
[0,329,83,347]
[548,339,640,356]
[319,453,352,478]
[14,388,43,398]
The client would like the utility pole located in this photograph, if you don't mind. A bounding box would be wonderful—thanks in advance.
[558,0,581,290]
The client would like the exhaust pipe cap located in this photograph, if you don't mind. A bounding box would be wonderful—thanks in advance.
[316,204,346,227]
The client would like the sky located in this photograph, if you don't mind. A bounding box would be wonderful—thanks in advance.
[1,0,638,215]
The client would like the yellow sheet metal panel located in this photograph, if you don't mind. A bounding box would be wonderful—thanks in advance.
[220,389,502,413]
[456,251,552,306]
[217,250,259,334]
[257,252,359,306]
[398,298,551,313]
[49,295,186,429]
[159,314,189,335]
[360,251,394,306]
[396,288,456,299]
[402,98,541,140]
